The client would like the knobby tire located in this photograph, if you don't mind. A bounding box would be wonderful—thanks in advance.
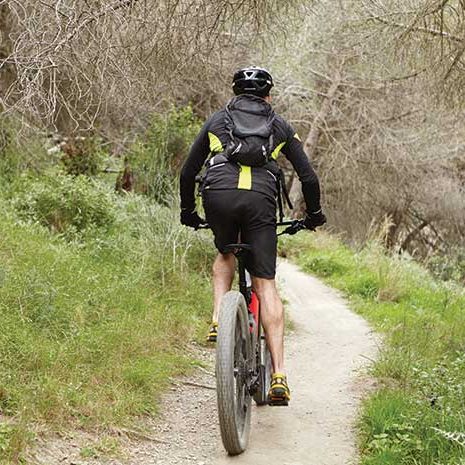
[216,291,252,455]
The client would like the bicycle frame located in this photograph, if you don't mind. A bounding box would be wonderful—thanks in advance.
[229,219,302,397]
[236,251,258,329]
[211,219,306,454]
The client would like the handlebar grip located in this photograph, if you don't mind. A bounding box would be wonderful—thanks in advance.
[277,219,306,236]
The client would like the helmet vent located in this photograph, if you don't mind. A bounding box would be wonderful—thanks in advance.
[232,66,274,97]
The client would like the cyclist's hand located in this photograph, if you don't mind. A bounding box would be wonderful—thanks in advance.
[304,210,326,230]
[180,209,206,230]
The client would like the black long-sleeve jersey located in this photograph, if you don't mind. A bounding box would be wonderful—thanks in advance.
[180,105,321,214]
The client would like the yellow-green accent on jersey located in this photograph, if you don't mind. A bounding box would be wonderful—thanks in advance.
[208,132,223,153]
[271,141,286,160]
[237,165,252,190]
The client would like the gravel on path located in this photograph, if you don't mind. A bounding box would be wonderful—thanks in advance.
[34,261,377,465]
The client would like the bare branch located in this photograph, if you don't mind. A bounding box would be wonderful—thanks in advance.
[367,13,464,43]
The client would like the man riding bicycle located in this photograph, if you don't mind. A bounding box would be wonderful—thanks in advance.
[180,66,326,404]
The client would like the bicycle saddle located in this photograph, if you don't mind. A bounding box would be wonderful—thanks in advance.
[223,243,252,256]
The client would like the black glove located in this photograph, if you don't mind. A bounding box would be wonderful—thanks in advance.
[304,209,326,230]
[180,209,205,229]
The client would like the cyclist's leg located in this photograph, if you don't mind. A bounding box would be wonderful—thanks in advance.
[251,277,285,374]
[240,193,290,401]
[253,276,290,404]
[212,252,235,323]
[239,193,284,372]
[203,190,241,334]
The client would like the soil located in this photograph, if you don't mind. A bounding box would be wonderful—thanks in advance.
[33,261,377,465]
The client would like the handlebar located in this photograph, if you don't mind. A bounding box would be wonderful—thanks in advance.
[276,219,307,236]
[196,219,308,235]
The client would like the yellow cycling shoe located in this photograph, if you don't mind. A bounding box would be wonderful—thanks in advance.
[206,321,218,343]
[268,373,291,406]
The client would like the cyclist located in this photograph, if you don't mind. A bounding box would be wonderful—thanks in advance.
[180,66,326,404]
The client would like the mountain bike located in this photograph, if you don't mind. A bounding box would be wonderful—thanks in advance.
[214,219,305,455]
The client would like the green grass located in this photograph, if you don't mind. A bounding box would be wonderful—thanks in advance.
[0,192,215,463]
[282,232,465,465]
[79,435,123,460]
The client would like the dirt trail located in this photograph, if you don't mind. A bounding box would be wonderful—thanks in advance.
[215,261,377,465]
[35,261,377,465]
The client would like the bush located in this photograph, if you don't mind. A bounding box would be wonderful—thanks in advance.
[426,249,465,283]
[13,174,115,238]
[0,191,214,463]
[60,137,106,177]
[0,118,52,182]
[124,105,202,203]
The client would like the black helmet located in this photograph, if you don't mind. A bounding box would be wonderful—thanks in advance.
[232,66,274,97]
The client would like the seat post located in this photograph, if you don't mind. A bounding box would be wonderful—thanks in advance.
[223,243,252,305]
[237,254,249,304]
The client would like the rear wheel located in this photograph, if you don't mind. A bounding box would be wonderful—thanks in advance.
[216,291,252,455]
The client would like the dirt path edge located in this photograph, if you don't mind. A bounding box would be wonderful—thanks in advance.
[34,260,378,465]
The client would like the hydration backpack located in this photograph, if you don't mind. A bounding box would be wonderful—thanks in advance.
[224,94,276,167]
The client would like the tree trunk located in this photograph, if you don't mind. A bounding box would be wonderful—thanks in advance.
[0,5,16,107]
[288,71,342,217]
[384,209,404,250]
[400,220,428,252]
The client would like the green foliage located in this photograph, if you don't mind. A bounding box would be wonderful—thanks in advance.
[60,137,106,176]
[0,423,30,465]
[360,380,465,464]
[300,256,348,277]
[0,120,16,178]
[0,178,215,463]
[284,232,465,465]
[126,105,201,203]
[79,436,122,459]
[427,248,465,283]
[0,118,52,181]
[13,174,116,239]
[0,119,105,182]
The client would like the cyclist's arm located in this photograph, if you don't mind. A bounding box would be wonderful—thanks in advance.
[281,131,322,214]
[180,121,211,212]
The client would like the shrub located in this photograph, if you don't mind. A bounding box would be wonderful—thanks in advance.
[427,249,465,283]
[13,174,115,238]
[124,105,201,203]
[301,256,348,277]
[60,137,106,177]
[0,118,52,182]
[0,191,214,462]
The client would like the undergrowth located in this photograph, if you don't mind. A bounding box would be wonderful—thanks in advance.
[12,173,116,239]
[282,232,465,465]
[126,106,201,203]
[0,182,214,463]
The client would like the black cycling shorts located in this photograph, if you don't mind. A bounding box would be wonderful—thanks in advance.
[202,189,277,279]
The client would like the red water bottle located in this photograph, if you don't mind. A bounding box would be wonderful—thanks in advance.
[248,291,259,334]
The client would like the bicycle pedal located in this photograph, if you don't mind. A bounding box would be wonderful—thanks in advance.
[268,397,289,406]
